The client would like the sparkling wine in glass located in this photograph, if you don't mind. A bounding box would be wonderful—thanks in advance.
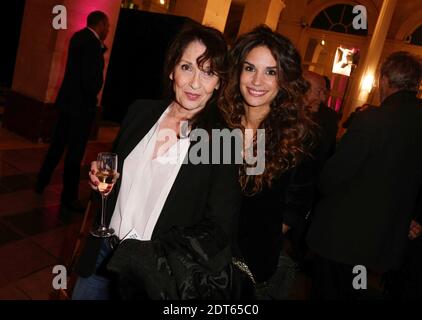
[91,152,119,238]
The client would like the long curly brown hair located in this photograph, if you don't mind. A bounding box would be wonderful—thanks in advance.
[219,25,316,194]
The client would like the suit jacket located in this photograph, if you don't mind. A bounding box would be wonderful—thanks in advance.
[307,90,422,272]
[414,188,422,225]
[75,99,242,277]
[314,104,339,168]
[56,28,105,114]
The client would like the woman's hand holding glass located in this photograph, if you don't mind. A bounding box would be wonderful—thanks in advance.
[89,160,119,195]
[89,152,120,238]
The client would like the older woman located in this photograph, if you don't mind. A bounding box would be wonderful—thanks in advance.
[72,25,242,300]
[220,25,317,299]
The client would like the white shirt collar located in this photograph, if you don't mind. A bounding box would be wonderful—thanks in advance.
[87,27,101,42]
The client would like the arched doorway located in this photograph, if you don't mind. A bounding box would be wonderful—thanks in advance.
[301,3,371,116]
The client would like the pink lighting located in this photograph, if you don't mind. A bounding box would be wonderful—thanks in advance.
[328,73,350,113]
[47,0,121,102]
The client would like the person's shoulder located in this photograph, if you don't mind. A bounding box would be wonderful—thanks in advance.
[119,99,168,128]
[416,98,422,115]
[406,96,422,111]
[200,103,228,130]
[72,28,92,40]
[127,99,169,116]
[130,98,169,109]
[405,97,422,120]
[354,106,378,122]
[71,28,99,48]
[317,105,340,124]
[325,106,340,122]
[346,107,379,132]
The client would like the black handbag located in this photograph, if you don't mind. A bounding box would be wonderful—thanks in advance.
[107,225,256,300]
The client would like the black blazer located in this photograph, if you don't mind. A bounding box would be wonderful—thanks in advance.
[75,99,242,277]
[307,90,422,272]
[237,157,317,282]
[56,28,105,113]
[314,104,339,167]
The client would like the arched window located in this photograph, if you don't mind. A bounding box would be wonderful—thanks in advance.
[409,25,422,46]
[311,4,368,36]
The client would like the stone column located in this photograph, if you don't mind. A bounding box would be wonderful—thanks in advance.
[342,0,397,124]
[237,0,285,36]
[4,0,121,142]
[172,0,232,32]
[276,0,307,47]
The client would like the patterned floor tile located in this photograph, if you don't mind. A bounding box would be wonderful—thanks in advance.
[16,266,59,300]
[2,206,64,236]
[0,222,23,246]
[0,284,30,300]
[31,224,81,264]
[0,239,58,287]
[0,162,22,177]
[0,173,35,193]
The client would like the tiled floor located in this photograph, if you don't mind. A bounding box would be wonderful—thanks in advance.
[0,125,118,300]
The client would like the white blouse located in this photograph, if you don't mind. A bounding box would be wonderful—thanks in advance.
[109,107,190,240]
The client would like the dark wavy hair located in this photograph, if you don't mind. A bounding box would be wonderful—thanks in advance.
[163,25,229,130]
[219,25,316,194]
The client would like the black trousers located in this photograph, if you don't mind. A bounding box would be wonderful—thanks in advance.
[37,107,96,202]
[400,238,422,299]
[382,238,422,300]
[311,254,361,300]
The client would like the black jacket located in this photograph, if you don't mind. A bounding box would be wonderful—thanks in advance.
[237,158,317,282]
[75,99,242,277]
[314,104,339,168]
[307,90,422,272]
[56,28,105,113]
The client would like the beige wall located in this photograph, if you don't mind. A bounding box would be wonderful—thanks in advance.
[12,0,58,102]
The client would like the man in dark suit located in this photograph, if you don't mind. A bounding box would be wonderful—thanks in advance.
[287,72,339,273]
[303,71,339,167]
[307,51,422,299]
[319,76,340,158]
[35,11,109,210]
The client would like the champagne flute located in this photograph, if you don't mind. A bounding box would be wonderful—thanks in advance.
[91,152,119,237]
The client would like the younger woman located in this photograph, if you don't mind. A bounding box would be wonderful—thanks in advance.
[220,25,317,299]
